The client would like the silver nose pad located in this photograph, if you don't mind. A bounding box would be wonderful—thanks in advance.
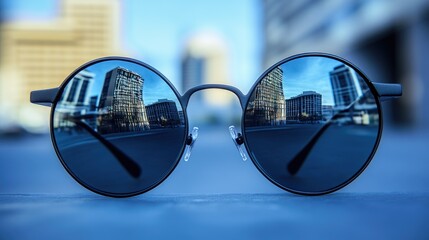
[184,127,199,161]
[229,125,247,161]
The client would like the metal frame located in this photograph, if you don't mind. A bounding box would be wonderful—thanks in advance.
[34,57,189,197]
[240,52,400,196]
[30,53,402,197]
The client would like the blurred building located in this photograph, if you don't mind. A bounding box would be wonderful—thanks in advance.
[182,56,204,94]
[262,0,429,127]
[146,99,181,128]
[99,67,149,133]
[286,91,322,122]
[0,0,121,131]
[181,31,231,106]
[245,67,286,126]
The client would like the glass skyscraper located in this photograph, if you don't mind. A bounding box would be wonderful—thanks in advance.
[245,67,286,127]
[99,67,149,133]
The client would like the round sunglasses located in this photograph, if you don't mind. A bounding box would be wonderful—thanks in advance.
[30,53,402,197]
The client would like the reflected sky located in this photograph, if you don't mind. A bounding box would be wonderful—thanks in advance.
[86,60,181,108]
[281,57,348,106]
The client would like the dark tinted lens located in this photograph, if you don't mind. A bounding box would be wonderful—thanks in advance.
[53,59,186,196]
[244,56,379,194]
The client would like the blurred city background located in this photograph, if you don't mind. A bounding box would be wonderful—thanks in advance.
[1,0,429,239]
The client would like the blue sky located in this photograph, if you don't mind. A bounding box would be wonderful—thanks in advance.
[2,0,262,94]
[281,57,345,106]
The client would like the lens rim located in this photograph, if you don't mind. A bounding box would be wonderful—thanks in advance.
[50,56,188,198]
[241,52,383,196]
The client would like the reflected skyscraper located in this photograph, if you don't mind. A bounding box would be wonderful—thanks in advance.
[99,67,149,133]
[245,67,286,126]
[330,65,360,109]
[146,99,181,128]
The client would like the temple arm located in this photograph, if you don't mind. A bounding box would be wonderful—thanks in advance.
[30,88,141,178]
[372,82,402,101]
[30,88,59,107]
[287,82,402,175]
[67,116,141,178]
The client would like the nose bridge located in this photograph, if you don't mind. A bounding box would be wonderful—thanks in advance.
[181,84,247,109]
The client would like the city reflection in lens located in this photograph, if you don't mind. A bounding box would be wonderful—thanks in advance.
[244,56,379,193]
[53,60,186,196]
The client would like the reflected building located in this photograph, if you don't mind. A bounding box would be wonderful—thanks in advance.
[146,99,181,128]
[357,74,369,94]
[329,65,361,109]
[87,95,99,130]
[59,70,95,107]
[54,70,95,129]
[330,65,378,125]
[286,91,322,122]
[245,67,286,126]
[89,96,98,111]
[98,67,149,133]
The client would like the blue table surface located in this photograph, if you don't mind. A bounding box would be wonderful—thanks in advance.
[1,126,428,239]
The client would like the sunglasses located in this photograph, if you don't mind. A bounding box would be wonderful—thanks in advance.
[30,53,402,197]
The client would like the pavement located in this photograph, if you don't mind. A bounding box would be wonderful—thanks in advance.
[0,124,428,239]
